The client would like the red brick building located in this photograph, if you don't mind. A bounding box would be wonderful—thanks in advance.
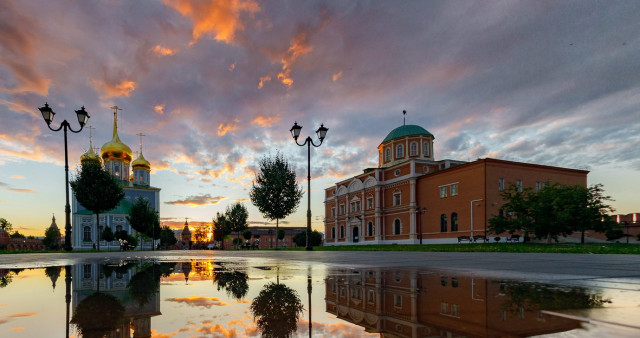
[324,124,588,245]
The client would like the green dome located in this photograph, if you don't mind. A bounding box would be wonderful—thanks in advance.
[381,125,433,144]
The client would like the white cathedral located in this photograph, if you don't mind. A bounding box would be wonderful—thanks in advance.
[71,107,160,250]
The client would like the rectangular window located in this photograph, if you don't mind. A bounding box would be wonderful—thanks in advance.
[424,142,430,157]
[367,197,373,209]
[394,294,402,307]
[535,181,541,192]
[499,178,505,191]
[440,302,448,314]
[410,142,417,156]
[450,183,458,196]
[451,304,459,317]
[393,193,401,206]
[516,180,523,192]
[368,290,375,303]
[331,208,336,217]
[339,204,345,215]
[439,186,448,198]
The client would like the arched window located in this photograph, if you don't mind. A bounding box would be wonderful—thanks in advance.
[410,142,417,156]
[340,226,344,238]
[396,144,404,158]
[440,214,447,232]
[394,219,401,235]
[83,226,92,242]
[368,222,373,236]
[116,225,123,232]
[385,148,391,162]
[331,227,336,239]
[451,213,458,231]
[424,142,430,157]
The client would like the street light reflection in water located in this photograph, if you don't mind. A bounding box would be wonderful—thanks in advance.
[0,258,639,337]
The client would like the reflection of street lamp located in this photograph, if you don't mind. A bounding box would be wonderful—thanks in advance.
[40,102,90,251]
[416,207,426,244]
[470,199,483,239]
[290,122,328,251]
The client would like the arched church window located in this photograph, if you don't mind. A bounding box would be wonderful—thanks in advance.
[396,144,404,158]
[83,226,91,242]
[410,142,417,156]
[368,221,373,236]
[440,214,447,232]
[451,213,458,231]
[424,142,430,157]
[385,148,391,162]
[340,226,344,238]
[331,227,336,239]
[394,219,401,235]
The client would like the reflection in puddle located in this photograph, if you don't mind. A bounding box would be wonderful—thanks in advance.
[0,260,638,337]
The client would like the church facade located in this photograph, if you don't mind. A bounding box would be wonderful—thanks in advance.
[71,107,160,250]
[324,123,588,245]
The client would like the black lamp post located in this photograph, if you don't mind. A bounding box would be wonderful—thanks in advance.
[39,102,90,251]
[416,207,426,244]
[290,122,328,251]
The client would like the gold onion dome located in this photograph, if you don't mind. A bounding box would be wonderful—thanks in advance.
[80,146,101,165]
[132,151,151,170]
[101,114,132,163]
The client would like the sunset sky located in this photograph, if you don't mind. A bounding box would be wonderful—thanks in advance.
[1,1,639,236]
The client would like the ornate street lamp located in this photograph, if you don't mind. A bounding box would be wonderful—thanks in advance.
[39,102,90,251]
[290,122,328,250]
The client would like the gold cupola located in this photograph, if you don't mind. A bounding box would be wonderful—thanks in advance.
[132,151,151,170]
[80,125,101,165]
[100,106,132,163]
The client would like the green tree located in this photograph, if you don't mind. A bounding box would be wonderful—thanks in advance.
[213,213,231,250]
[127,197,160,251]
[193,226,207,244]
[101,227,115,243]
[214,263,249,300]
[43,223,62,250]
[249,153,303,249]
[226,202,249,239]
[159,226,177,249]
[71,292,125,337]
[250,282,304,338]
[232,237,243,249]
[10,231,25,239]
[277,229,285,247]
[0,218,12,233]
[293,230,322,247]
[70,162,125,251]
[567,184,617,244]
[242,229,252,241]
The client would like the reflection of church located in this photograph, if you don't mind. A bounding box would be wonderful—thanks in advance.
[72,263,161,337]
[325,268,584,337]
[71,106,160,249]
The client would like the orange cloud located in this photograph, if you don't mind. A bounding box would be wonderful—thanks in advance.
[332,71,343,82]
[217,121,239,136]
[252,114,281,127]
[11,327,25,332]
[152,45,177,56]
[154,104,165,114]
[91,79,136,98]
[150,330,172,338]
[164,194,226,206]
[165,296,228,308]
[164,0,260,44]
[277,31,314,86]
[257,75,271,89]
[8,188,36,193]
[10,175,24,179]
[229,63,236,71]
[0,61,51,96]
[196,324,238,337]
[7,313,37,318]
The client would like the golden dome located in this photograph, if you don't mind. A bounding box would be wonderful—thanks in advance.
[80,146,101,164]
[101,112,132,163]
[132,151,151,170]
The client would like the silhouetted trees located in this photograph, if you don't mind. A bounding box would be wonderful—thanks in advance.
[251,282,303,337]
[127,197,160,250]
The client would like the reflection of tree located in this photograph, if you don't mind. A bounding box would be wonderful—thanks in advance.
[129,263,174,307]
[251,282,303,338]
[71,292,125,338]
[501,281,610,312]
[45,266,62,290]
[0,269,23,288]
[213,264,249,300]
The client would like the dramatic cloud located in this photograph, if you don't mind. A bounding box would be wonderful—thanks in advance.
[164,194,226,206]
[152,45,177,56]
[166,296,228,308]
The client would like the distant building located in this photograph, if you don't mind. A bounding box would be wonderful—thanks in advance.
[72,106,161,250]
[325,122,588,245]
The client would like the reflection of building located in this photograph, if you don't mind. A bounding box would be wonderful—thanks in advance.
[72,263,161,337]
[72,106,161,250]
[324,122,588,245]
[325,268,583,337]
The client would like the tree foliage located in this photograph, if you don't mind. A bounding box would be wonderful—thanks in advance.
[10,231,25,239]
[242,229,252,241]
[250,153,303,249]
[214,263,249,300]
[250,282,304,338]
[159,226,177,249]
[193,226,208,243]
[43,224,62,250]
[0,218,12,233]
[71,292,125,338]
[213,212,231,250]
[293,230,323,247]
[101,227,115,243]
[70,162,125,250]
[489,183,617,243]
[127,197,160,249]
[226,202,249,237]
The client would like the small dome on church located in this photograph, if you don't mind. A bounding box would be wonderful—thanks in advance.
[381,125,433,145]
[80,146,101,165]
[132,152,151,170]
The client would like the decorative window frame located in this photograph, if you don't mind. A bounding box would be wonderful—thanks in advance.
[499,177,505,191]
[423,141,430,157]
[393,190,401,206]
[366,196,374,209]
[410,142,418,156]
[367,221,373,236]
[394,219,402,235]
[396,144,404,158]
[385,148,391,162]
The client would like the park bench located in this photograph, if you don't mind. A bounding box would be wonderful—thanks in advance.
[473,235,487,243]
[457,236,472,243]
[505,234,521,243]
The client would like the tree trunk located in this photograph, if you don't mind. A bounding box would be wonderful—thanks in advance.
[96,212,100,251]
[276,219,279,249]
[581,230,585,244]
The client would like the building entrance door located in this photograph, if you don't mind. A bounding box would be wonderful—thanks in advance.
[353,227,359,243]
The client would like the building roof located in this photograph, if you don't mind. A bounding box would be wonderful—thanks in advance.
[76,199,133,215]
[381,124,433,144]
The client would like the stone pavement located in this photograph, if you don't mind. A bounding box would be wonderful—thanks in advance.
[1,250,639,282]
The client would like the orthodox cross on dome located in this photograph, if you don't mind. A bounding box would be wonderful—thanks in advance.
[136,132,146,153]
[184,217,190,225]
[110,106,123,122]
[86,125,95,146]
[403,110,407,126]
